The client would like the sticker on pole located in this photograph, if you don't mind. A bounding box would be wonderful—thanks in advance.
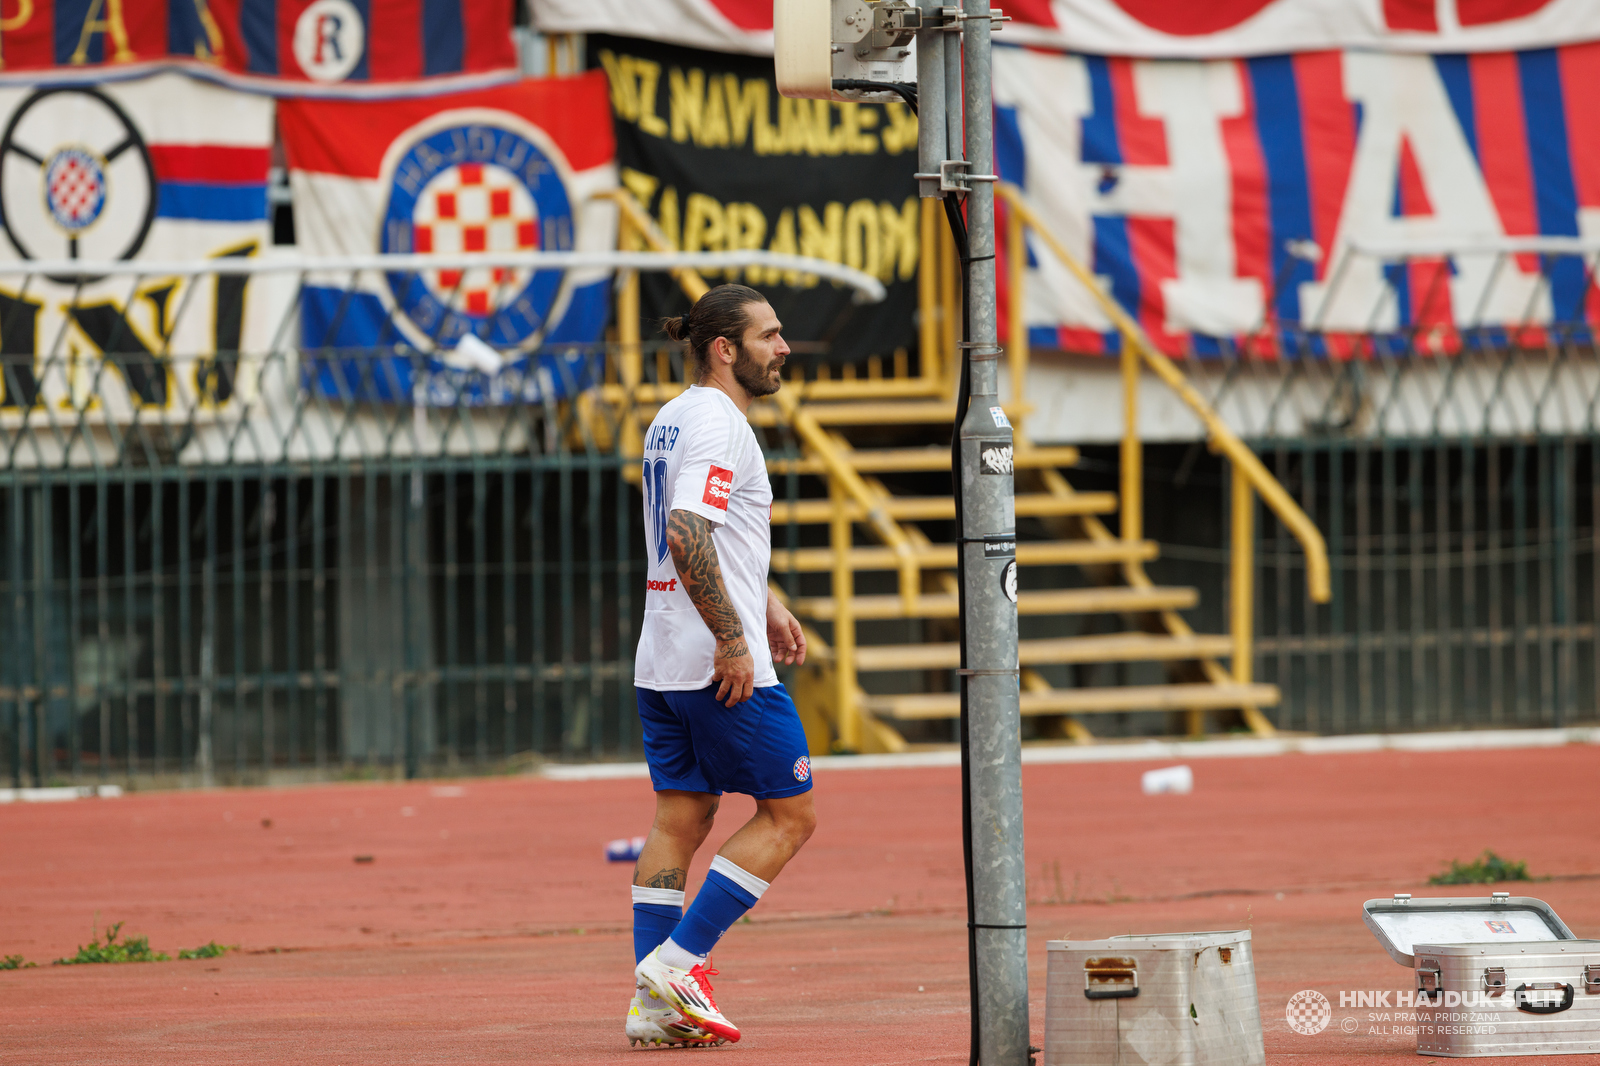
[983,537,1016,559]
[979,441,1013,475]
[1001,559,1018,603]
[989,406,1011,429]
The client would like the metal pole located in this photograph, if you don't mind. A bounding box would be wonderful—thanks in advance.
[921,0,940,199]
[916,0,945,201]
[943,6,964,175]
[957,3,1029,1063]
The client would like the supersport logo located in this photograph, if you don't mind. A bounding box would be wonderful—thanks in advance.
[702,466,733,510]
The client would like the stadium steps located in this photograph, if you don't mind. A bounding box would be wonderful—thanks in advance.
[791,585,1199,621]
[764,406,1280,750]
[861,683,1282,721]
[770,491,1116,524]
[816,632,1235,672]
[769,538,1154,572]
[768,444,1079,475]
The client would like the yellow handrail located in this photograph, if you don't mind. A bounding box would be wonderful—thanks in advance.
[998,185,1331,605]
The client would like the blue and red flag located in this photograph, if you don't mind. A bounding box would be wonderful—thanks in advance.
[0,0,516,90]
[994,41,1600,355]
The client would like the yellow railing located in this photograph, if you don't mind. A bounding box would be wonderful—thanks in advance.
[999,183,1331,734]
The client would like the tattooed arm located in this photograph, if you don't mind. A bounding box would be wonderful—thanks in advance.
[667,509,754,706]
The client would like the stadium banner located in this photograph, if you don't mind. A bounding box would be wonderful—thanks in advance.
[0,73,281,421]
[538,0,772,57]
[994,41,1600,355]
[589,33,919,365]
[279,72,619,405]
[533,0,1600,58]
[0,0,516,94]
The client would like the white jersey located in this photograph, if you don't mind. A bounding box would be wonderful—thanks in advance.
[635,386,776,691]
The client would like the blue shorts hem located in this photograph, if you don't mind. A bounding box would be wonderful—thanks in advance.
[747,779,813,801]
[648,774,723,796]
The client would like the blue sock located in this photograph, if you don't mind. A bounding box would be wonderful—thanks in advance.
[670,858,768,958]
[631,886,685,965]
[633,903,681,964]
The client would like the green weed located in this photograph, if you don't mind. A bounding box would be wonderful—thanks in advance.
[53,922,169,965]
[177,941,235,960]
[1428,850,1530,885]
[1,954,35,970]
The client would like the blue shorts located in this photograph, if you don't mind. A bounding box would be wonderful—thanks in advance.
[636,683,814,800]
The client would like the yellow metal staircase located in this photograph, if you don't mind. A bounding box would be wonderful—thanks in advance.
[598,188,1331,755]
[763,413,1279,753]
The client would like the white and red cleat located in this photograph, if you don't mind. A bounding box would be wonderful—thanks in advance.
[635,949,741,1044]
[626,983,724,1048]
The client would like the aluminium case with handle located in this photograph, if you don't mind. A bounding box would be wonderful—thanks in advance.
[1363,892,1600,1057]
[1044,930,1265,1066]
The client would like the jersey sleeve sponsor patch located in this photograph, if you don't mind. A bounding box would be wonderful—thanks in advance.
[702,465,734,510]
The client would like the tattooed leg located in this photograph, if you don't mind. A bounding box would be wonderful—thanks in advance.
[633,789,719,889]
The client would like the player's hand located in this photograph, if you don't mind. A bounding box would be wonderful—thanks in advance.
[766,600,807,666]
[713,636,755,706]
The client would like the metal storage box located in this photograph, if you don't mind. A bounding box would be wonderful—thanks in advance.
[1044,930,1266,1066]
[1363,892,1600,1057]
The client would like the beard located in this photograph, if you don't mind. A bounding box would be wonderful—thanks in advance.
[731,342,783,397]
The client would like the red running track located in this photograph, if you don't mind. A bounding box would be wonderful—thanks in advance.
[2,744,1598,1064]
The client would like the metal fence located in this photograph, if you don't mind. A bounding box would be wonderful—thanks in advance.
[0,373,655,788]
[1248,435,1597,734]
[0,249,665,787]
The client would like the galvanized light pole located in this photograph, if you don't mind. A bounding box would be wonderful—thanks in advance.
[773,3,1029,1056]
[916,4,1030,1063]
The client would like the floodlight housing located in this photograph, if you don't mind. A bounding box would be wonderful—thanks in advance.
[774,0,918,102]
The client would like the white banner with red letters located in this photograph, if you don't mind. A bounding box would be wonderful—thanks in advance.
[991,41,1600,354]
[532,0,773,56]
[530,0,1600,57]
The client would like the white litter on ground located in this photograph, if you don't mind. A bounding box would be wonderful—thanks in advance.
[1140,765,1193,794]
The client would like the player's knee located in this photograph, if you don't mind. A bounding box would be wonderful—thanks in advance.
[772,802,816,850]
[654,795,718,843]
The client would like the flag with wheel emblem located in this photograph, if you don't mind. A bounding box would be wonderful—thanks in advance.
[278,73,618,405]
[0,72,277,419]
[0,72,272,265]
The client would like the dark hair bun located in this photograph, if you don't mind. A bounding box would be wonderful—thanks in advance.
[656,284,765,382]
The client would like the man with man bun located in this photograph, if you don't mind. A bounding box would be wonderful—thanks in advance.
[625,283,817,1047]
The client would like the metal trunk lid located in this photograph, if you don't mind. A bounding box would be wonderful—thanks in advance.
[1363,893,1576,967]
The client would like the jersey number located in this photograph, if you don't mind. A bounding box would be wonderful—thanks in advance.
[643,457,670,564]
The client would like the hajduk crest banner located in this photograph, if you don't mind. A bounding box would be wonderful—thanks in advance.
[279,72,618,404]
[994,41,1600,356]
[0,72,277,420]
